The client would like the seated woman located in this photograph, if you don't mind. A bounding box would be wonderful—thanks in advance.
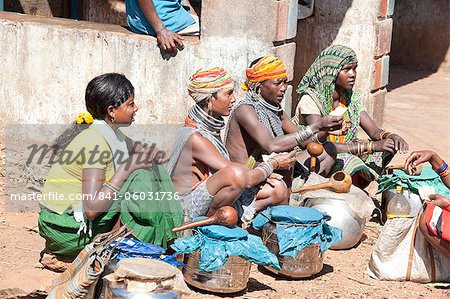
[167,67,297,225]
[293,44,408,188]
[405,150,450,258]
[38,73,182,268]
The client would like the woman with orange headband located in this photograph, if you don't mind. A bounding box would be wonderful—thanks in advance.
[226,56,343,198]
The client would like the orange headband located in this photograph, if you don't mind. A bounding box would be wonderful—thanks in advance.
[246,56,287,83]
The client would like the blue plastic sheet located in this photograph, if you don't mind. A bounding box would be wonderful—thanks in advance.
[171,220,281,272]
[108,237,183,267]
[253,206,342,258]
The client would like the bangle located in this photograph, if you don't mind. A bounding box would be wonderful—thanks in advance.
[434,162,447,173]
[367,141,373,154]
[380,130,393,139]
[103,181,120,193]
[348,143,359,155]
[255,162,274,180]
[439,166,450,178]
[435,162,448,175]
[268,157,280,170]
[312,133,325,144]
[295,126,314,145]
[358,141,363,156]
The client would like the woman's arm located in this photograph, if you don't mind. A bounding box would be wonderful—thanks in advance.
[304,113,396,154]
[281,111,299,134]
[360,111,409,153]
[405,150,450,188]
[191,132,297,189]
[235,105,342,153]
[83,153,152,220]
[359,111,383,141]
[246,151,297,188]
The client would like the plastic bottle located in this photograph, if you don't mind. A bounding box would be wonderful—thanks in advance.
[386,186,411,218]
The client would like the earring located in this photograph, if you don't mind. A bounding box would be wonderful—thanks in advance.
[207,101,213,115]
[111,115,115,123]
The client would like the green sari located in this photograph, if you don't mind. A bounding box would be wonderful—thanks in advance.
[38,166,182,260]
[118,166,183,248]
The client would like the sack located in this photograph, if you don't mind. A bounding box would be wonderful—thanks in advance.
[367,214,450,283]
[46,225,132,299]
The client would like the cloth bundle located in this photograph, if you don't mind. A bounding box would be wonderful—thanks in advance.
[171,221,281,271]
[252,206,342,258]
[107,237,183,267]
[378,166,450,197]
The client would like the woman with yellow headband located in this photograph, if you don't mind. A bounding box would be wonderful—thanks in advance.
[38,73,182,270]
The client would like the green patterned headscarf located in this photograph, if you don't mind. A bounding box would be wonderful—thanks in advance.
[296,45,361,142]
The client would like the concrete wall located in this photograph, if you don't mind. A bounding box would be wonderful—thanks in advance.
[0,0,298,125]
[390,0,450,72]
[1,0,393,126]
[293,0,394,125]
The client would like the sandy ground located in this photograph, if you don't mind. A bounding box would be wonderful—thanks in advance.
[0,67,449,298]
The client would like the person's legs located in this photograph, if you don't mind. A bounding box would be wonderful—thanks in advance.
[419,212,450,259]
[205,164,247,216]
[254,178,289,211]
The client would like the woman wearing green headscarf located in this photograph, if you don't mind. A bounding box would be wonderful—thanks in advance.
[293,45,408,188]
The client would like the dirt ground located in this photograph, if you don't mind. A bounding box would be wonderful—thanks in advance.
[0,67,449,298]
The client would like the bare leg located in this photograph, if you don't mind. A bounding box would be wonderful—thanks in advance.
[205,164,247,216]
[419,212,450,259]
[254,178,289,212]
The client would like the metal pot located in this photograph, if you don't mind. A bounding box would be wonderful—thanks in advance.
[304,197,365,250]
[261,222,324,278]
[182,252,251,293]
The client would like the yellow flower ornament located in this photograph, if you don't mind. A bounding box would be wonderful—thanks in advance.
[76,112,94,124]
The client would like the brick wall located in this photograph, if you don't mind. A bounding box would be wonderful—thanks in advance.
[368,0,395,125]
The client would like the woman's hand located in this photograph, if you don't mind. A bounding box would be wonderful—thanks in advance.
[428,194,450,208]
[388,134,409,153]
[373,138,396,154]
[404,150,436,170]
[268,150,297,170]
[328,119,352,136]
[311,115,344,132]
[125,152,154,173]
[265,173,283,187]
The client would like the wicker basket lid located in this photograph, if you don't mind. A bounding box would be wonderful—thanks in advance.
[114,258,178,282]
